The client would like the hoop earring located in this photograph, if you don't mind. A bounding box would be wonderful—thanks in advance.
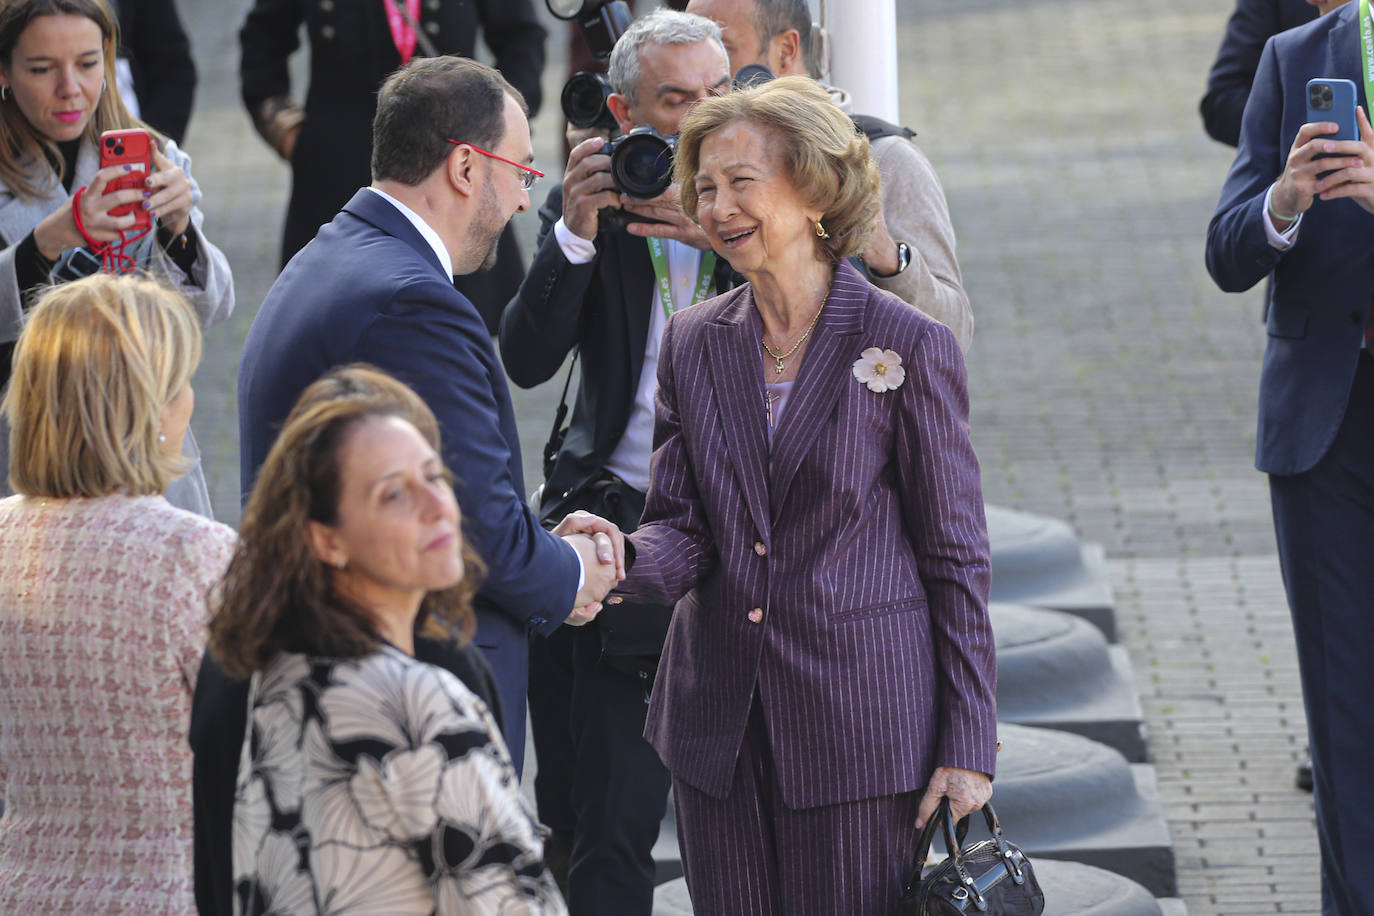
[1,86,8,102]
[814,219,830,240]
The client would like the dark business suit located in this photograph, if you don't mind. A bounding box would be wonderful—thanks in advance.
[237,189,580,761]
[501,186,734,914]
[619,262,998,911]
[1200,0,1316,147]
[1206,6,1374,911]
[110,0,198,144]
[238,0,545,329]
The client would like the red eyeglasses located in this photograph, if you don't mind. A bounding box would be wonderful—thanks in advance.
[446,140,545,190]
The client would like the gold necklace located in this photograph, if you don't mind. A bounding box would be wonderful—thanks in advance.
[761,298,826,379]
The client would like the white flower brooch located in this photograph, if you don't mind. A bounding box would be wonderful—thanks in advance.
[852,347,906,392]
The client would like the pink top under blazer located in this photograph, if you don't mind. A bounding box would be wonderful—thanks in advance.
[620,261,998,809]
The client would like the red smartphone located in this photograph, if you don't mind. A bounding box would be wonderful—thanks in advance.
[98,128,152,230]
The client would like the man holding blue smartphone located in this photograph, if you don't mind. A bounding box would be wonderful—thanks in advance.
[1206,1,1374,912]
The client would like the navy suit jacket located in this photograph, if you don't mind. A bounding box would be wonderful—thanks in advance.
[1206,3,1374,476]
[618,262,998,808]
[1200,0,1316,146]
[237,188,580,764]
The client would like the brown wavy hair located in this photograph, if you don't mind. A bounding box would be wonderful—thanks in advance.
[0,0,157,200]
[674,75,880,264]
[209,365,483,679]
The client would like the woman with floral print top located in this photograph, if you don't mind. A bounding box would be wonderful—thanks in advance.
[207,366,566,915]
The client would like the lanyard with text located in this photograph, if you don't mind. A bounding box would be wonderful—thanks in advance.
[647,237,717,319]
[1362,0,1374,118]
[383,0,422,66]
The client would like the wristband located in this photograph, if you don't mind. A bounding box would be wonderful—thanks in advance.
[1267,196,1301,224]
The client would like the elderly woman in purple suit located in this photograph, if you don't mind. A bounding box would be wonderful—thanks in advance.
[609,76,998,913]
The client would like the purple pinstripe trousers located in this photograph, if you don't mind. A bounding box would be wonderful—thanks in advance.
[673,695,924,915]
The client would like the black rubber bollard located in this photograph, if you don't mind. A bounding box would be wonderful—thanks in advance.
[993,602,1148,761]
[988,505,1117,641]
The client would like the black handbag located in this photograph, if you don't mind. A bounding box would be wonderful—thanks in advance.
[895,799,1044,915]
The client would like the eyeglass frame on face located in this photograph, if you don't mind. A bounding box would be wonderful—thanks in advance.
[446,139,544,190]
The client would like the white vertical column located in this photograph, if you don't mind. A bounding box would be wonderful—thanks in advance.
[820,0,900,121]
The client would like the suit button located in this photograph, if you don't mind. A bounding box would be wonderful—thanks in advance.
[320,23,336,40]
[426,0,440,8]
[424,20,440,35]
[319,0,333,10]
[747,608,764,624]
[753,541,767,556]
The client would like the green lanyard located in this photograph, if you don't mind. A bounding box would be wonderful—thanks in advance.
[1362,0,1374,112]
[647,237,716,318]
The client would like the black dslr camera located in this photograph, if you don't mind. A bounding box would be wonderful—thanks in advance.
[550,0,632,132]
[602,127,677,200]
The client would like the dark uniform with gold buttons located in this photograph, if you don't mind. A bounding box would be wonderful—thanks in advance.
[239,0,546,328]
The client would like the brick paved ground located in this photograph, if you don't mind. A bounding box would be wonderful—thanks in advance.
[178,0,1318,911]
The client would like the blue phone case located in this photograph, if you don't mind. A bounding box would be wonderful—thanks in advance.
[1306,78,1359,142]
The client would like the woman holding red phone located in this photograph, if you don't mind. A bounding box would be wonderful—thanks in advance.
[0,0,233,519]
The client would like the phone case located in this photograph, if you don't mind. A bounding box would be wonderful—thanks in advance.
[1305,78,1359,143]
[98,128,152,230]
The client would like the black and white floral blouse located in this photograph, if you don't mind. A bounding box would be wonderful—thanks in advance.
[231,645,566,915]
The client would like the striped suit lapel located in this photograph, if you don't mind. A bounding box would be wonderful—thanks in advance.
[705,288,772,539]
[768,265,867,520]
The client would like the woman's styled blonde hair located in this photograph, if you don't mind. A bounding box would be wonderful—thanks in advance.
[3,272,200,497]
[0,0,154,201]
[674,75,882,263]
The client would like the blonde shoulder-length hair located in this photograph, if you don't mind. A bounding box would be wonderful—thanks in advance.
[4,272,201,498]
[0,0,157,201]
[674,75,881,264]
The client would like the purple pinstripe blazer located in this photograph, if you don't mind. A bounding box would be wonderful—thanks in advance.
[619,261,997,810]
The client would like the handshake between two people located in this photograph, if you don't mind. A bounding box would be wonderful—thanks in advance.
[553,509,628,626]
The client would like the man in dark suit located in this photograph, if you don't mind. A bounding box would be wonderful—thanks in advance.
[500,11,732,913]
[238,56,622,771]
[1200,0,1319,147]
[109,0,198,144]
[1206,3,1374,910]
[191,59,623,913]
[1200,0,1327,796]
[239,0,547,330]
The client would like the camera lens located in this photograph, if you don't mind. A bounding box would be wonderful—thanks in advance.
[104,136,116,148]
[114,145,124,156]
[611,131,674,199]
[562,72,612,129]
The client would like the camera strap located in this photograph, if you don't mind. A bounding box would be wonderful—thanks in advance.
[646,237,716,319]
[1361,0,1374,113]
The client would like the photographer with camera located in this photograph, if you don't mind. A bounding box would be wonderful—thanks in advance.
[500,10,733,914]
[688,0,972,350]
